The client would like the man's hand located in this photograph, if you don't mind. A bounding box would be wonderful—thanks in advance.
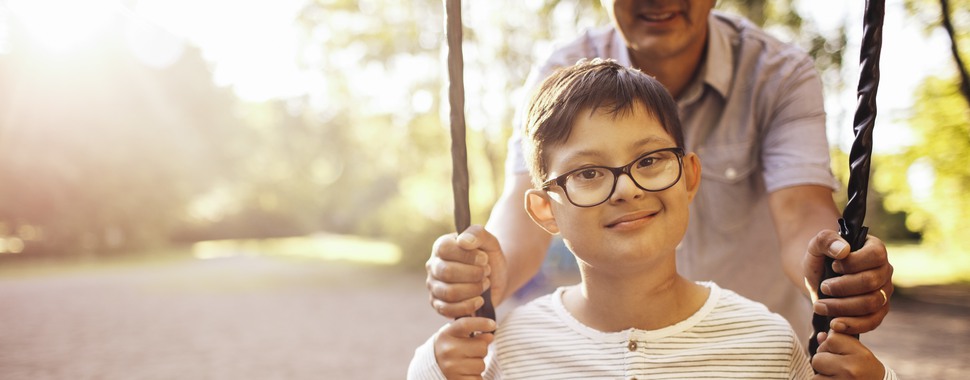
[812,331,885,380]
[434,317,496,380]
[427,225,508,318]
[804,230,894,335]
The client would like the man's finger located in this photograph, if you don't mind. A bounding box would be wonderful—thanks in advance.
[819,268,890,297]
[803,230,848,300]
[457,225,503,254]
[429,254,488,284]
[815,287,890,317]
[807,230,850,260]
[831,236,888,274]
[434,233,489,265]
[430,278,490,303]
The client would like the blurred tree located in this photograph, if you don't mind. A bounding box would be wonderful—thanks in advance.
[870,0,969,252]
[905,0,970,106]
[0,20,245,256]
[874,76,969,251]
[280,0,853,266]
[0,0,892,265]
[279,0,612,265]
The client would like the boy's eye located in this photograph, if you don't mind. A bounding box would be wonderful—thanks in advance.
[636,156,658,168]
[569,168,605,182]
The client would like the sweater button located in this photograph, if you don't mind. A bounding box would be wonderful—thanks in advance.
[627,340,637,351]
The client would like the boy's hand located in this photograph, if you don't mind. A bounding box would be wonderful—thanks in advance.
[811,331,885,379]
[434,317,496,380]
[804,230,893,335]
[426,225,508,318]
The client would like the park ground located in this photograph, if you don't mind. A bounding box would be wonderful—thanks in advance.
[0,251,968,379]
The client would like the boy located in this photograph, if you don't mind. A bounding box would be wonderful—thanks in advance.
[409,59,896,379]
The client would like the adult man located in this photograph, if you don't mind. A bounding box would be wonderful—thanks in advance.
[427,0,893,341]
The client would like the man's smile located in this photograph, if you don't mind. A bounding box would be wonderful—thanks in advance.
[638,12,678,23]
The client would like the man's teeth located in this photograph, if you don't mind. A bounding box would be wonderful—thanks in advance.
[642,13,675,21]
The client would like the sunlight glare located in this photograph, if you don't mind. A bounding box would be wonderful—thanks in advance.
[124,12,184,69]
[0,237,25,254]
[188,187,240,223]
[133,0,308,101]
[907,159,935,202]
[7,0,118,54]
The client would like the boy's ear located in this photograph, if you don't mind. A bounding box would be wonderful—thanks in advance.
[525,189,560,235]
[683,152,702,202]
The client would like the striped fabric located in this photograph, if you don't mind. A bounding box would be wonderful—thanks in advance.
[408,282,897,380]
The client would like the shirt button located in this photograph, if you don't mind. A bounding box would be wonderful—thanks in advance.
[627,340,637,351]
[725,167,738,180]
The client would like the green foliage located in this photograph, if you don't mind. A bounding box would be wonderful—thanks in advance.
[871,0,970,252]
[874,76,970,251]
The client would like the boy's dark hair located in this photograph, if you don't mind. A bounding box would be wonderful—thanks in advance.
[523,58,684,188]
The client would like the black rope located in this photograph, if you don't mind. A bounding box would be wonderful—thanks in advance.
[809,0,884,359]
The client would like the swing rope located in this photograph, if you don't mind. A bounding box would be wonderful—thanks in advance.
[444,0,496,321]
[809,0,885,359]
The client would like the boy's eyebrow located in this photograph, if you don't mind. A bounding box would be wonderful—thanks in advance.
[629,135,673,148]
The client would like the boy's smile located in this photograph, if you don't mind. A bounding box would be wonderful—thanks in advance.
[605,209,659,230]
[526,102,701,272]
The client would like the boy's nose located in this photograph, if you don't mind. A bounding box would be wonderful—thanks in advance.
[609,173,644,203]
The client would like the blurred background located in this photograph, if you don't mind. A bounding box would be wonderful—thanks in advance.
[0,0,967,379]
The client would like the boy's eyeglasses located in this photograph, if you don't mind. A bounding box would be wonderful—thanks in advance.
[541,147,685,208]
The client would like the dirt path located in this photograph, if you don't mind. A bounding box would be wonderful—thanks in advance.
[0,256,966,379]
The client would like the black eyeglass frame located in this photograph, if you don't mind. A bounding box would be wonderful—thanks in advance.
[540,147,686,208]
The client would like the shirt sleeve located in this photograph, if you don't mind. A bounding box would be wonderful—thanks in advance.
[882,363,898,380]
[760,55,840,193]
[505,61,561,176]
[406,335,447,380]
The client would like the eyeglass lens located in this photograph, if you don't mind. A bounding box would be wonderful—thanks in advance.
[562,149,681,207]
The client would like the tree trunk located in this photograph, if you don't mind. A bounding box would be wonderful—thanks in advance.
[940,0,970,112]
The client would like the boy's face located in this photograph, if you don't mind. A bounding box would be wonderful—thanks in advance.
[525,103,700,271]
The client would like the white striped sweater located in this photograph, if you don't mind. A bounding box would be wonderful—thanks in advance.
[408,282,897,379]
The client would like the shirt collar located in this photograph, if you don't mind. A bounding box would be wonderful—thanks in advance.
[612,13,734,103]
[702,12,734,99]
